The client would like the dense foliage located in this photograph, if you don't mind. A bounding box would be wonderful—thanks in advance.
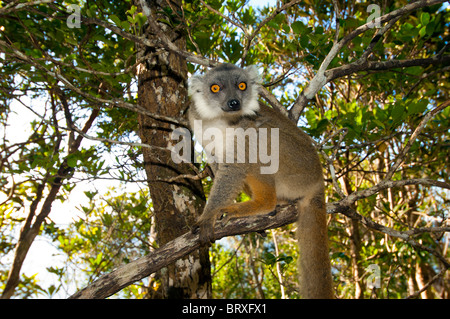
[0,0,449,299]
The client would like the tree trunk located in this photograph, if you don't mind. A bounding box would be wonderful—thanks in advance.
[341,174,364,299]
[135,0,211,299]
[1,105,98,299]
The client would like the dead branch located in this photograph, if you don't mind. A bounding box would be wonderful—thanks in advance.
[0,39,186,127]
[69,203,298,299]
[289,0,447,120]
[384,100,450,180]
[69,177,450,299]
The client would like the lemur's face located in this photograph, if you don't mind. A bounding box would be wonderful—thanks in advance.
[188,64,261,120]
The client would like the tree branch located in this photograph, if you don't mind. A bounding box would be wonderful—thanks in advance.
[69,177,450,299]
[199,0,247,35]
[0,39,186,127]
[144,12,217,68]
[259,86,288,116]
[327,178,450,212]
[406,267,449,299]
[288,0,447,120]
[1,108,99,299]
[384,100,450,180]
[0,0,54,15]
[69,203,298,299]
[325,54,450,83]
[241,0,303,63]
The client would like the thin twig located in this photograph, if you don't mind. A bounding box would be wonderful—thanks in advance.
[0,39,186,126]
[241,0,302,62]
[289,0,447,120]
[405,267,449,299]
[384,100,450,180]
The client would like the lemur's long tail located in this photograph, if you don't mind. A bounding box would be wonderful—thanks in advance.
[296,191,333,299]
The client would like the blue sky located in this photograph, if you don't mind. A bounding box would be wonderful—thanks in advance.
[248,0,278,8]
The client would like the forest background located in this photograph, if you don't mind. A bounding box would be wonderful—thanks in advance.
[0,0,449,299]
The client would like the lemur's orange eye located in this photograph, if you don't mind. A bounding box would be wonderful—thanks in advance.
[211,84,221,93]
[238,82,247,91]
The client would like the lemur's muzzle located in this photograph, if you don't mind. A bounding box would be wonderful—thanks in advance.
[227,99,241,111]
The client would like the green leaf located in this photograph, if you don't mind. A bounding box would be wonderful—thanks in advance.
[291,21,305,35]
[407,66,423,75]
[136,12,147,28]
[408,99,428,116]
[84,191,97,200]
[278,255,293,264]
[67,156,78,168]
[127,15,137,24]
[391,102,405,121]
[126,5,137,16]
[262,252,277,266]
[307,33,319,46]
[110,15,122,27]
[420,12,430,25]
[121,21,131,31]
[426,22,435,36]
[419,26,427,37]
[86,8,93,18]
[65,36,78,46]
[355,108,363,126]
[241,8,256,25]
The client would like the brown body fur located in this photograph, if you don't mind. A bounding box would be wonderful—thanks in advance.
[190,102,333,299]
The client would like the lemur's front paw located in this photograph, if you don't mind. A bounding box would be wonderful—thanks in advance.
[193,219,215,246]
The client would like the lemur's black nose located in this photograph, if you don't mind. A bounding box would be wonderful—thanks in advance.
[227,99,241,111]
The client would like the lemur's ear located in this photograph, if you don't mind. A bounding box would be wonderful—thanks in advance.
[187,75,204,96]
[245,65,262,84]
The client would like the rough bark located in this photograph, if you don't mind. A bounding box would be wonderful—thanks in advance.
[1,106,99,299]
[69,204,298,299]
[289,0,448,120]
[69,99,450,299]
[69,180,450,299]
[135,0,211,299]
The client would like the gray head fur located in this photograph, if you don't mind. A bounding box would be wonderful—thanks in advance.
[188,64,261,120]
